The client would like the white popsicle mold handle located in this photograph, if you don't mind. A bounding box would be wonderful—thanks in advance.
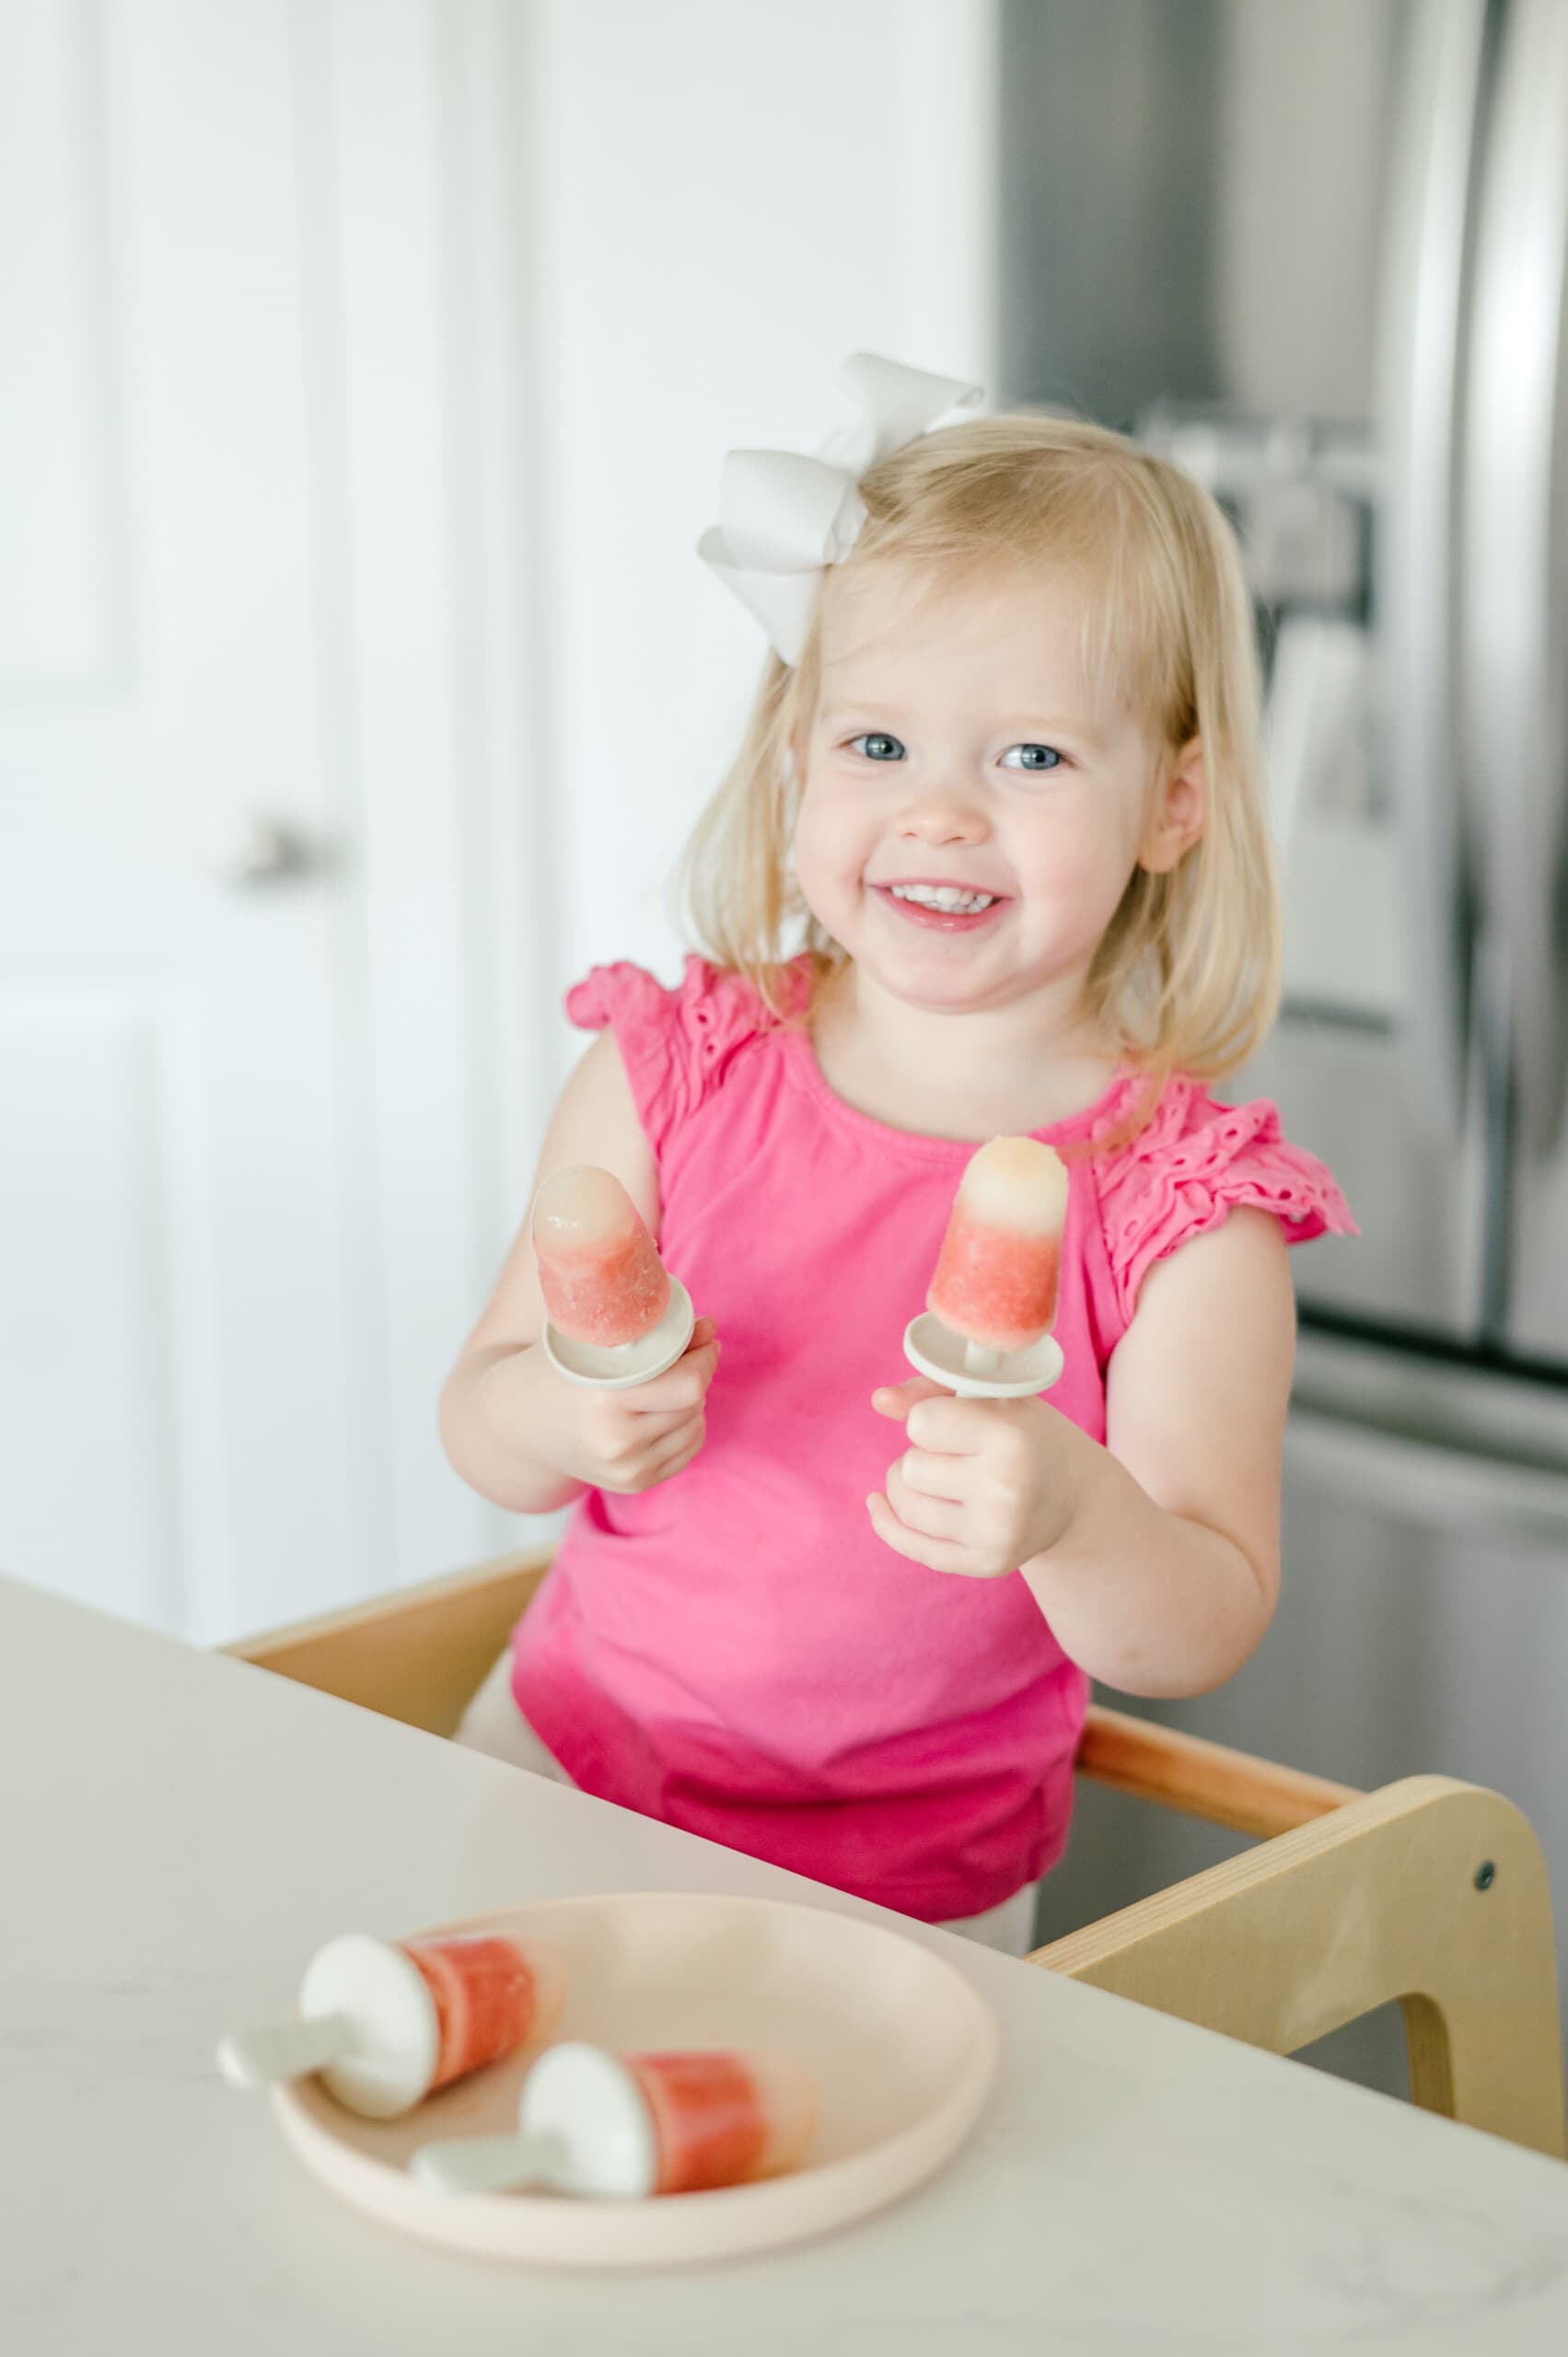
[215,1933,440,2120]
[541,1278,696,1390]
[903,1313,1065,1401]
[410,2127,573,2199]
[411,2042,659,2200]
[216,2013,354,2088]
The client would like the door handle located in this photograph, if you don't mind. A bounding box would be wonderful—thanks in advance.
[208,815,318,888]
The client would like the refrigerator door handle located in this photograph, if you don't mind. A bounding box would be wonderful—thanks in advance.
[1377,0,1492,1142]
[1464,0,1568,1156]
[1286,1404,1568,1539]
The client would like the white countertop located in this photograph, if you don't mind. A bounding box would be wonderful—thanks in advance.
[4,1573,1567,2354]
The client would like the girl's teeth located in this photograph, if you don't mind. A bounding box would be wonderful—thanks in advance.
[889,885,997,912]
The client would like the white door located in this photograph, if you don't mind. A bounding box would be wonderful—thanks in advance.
[0,0,528,1643]
[0,0,998,1646]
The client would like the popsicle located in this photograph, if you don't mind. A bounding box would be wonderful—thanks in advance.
[532,1165,671,1349]
[411,2041,818,2200]
[216,1931,567,2120]
[927,1135,1068,1376]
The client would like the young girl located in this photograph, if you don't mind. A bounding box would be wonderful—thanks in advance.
[440,354,1354,1956]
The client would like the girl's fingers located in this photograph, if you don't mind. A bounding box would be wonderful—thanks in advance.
[635,1413,705,1480]
[904,1394,995,1451]
[653,1430,705,1486]
[886,1462,964,1540]
[865,1492,985,1577]
[598,1402,693,1449]
[871,1376,950,1422]
[600,1415,702,1493]
[624,1330,719,1413]
[896,1446,970,1504]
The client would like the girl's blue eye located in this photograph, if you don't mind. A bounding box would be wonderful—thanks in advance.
[999,743,1063,773]
[848,732,906,762]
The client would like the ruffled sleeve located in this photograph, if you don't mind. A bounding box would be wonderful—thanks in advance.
[564,954,774,1162]
[1094,1079,1357,1330]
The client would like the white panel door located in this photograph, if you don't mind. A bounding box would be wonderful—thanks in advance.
[0,0,999,1645]
[0,0,523,1643]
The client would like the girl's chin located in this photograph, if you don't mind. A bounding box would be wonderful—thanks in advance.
[858,945,1026,1016]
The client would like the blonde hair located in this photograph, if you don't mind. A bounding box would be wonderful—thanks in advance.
[680,412,1282,1102]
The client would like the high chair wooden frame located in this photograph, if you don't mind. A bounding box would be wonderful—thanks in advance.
[224,1547,1567,2161]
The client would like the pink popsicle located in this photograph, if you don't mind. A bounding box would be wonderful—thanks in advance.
[215,1930,568,2119]
[404,1934,567,2092]
[927,1135,1068,1353]
[624,2049,818,2193]
[532,1164,671,1347]
[410,2040,819,2200]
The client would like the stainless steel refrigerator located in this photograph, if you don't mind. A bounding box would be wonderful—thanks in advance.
[999,0,1568,2093]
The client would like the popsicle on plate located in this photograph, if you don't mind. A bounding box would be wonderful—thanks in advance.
[927,1135,1068,1356]
[621,2049,817,2194]
[532,1164,671,1349]
[411,2042,819,2200]
[216,1931,567,2120]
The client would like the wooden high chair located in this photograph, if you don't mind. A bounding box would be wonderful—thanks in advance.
[224,1546,1567,2161]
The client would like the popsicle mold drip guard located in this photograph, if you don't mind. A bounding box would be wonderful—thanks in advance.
[903,1313,1065,1401]
[541,1278,696,1388]
[271,1889,999,2268]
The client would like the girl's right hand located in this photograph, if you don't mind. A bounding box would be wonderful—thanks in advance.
[532,1318,720,1494]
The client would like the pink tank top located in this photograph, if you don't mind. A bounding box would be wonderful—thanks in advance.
[513,958,1354,1921]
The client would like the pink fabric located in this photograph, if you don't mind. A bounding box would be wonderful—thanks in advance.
[512,957,1355,1921]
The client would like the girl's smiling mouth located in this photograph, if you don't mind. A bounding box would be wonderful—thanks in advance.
[870,878,1009,930]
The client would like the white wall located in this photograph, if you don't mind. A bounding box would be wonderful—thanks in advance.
[510,0,999,1152]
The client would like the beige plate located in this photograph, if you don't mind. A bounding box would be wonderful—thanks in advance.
[273,1890,999,2270]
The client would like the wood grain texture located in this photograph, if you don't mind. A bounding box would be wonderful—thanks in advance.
[223,1548,552,1737]
[222,1550,1567,2158]
[224,1550,1354,1825]
[1075,1704,1358,1836]
[1031,1775,1566,2159]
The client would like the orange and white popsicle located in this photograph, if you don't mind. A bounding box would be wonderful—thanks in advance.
[532,1165,671,1349]
[619,2050,816,2193]
[411,2042,818,2200]
[927,1136,1068,1370]
[216,1932,567,2119]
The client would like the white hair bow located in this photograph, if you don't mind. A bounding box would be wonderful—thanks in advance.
[697,353,983,665]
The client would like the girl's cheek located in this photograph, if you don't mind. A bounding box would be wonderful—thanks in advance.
[795,794,867,884]
[1013,807,1137,898]
[789,822,850,929]
[1012,834,1097,901]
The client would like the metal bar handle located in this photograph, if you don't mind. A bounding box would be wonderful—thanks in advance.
[1464,0,1568,1155]
[1376,0,1493,1139]
[1285,1403,1568,1538]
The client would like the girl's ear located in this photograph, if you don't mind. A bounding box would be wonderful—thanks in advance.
[1138,737,1206,875]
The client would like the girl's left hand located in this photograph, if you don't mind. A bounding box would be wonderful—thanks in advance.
[866,1377,1081,1578]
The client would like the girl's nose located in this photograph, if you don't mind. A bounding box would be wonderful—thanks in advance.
[898,785,990,846]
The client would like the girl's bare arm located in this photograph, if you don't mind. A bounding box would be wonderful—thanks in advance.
[1022,1208,1295,1694]
[869,1209,1295,1697]
[439,1031,717,1514]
